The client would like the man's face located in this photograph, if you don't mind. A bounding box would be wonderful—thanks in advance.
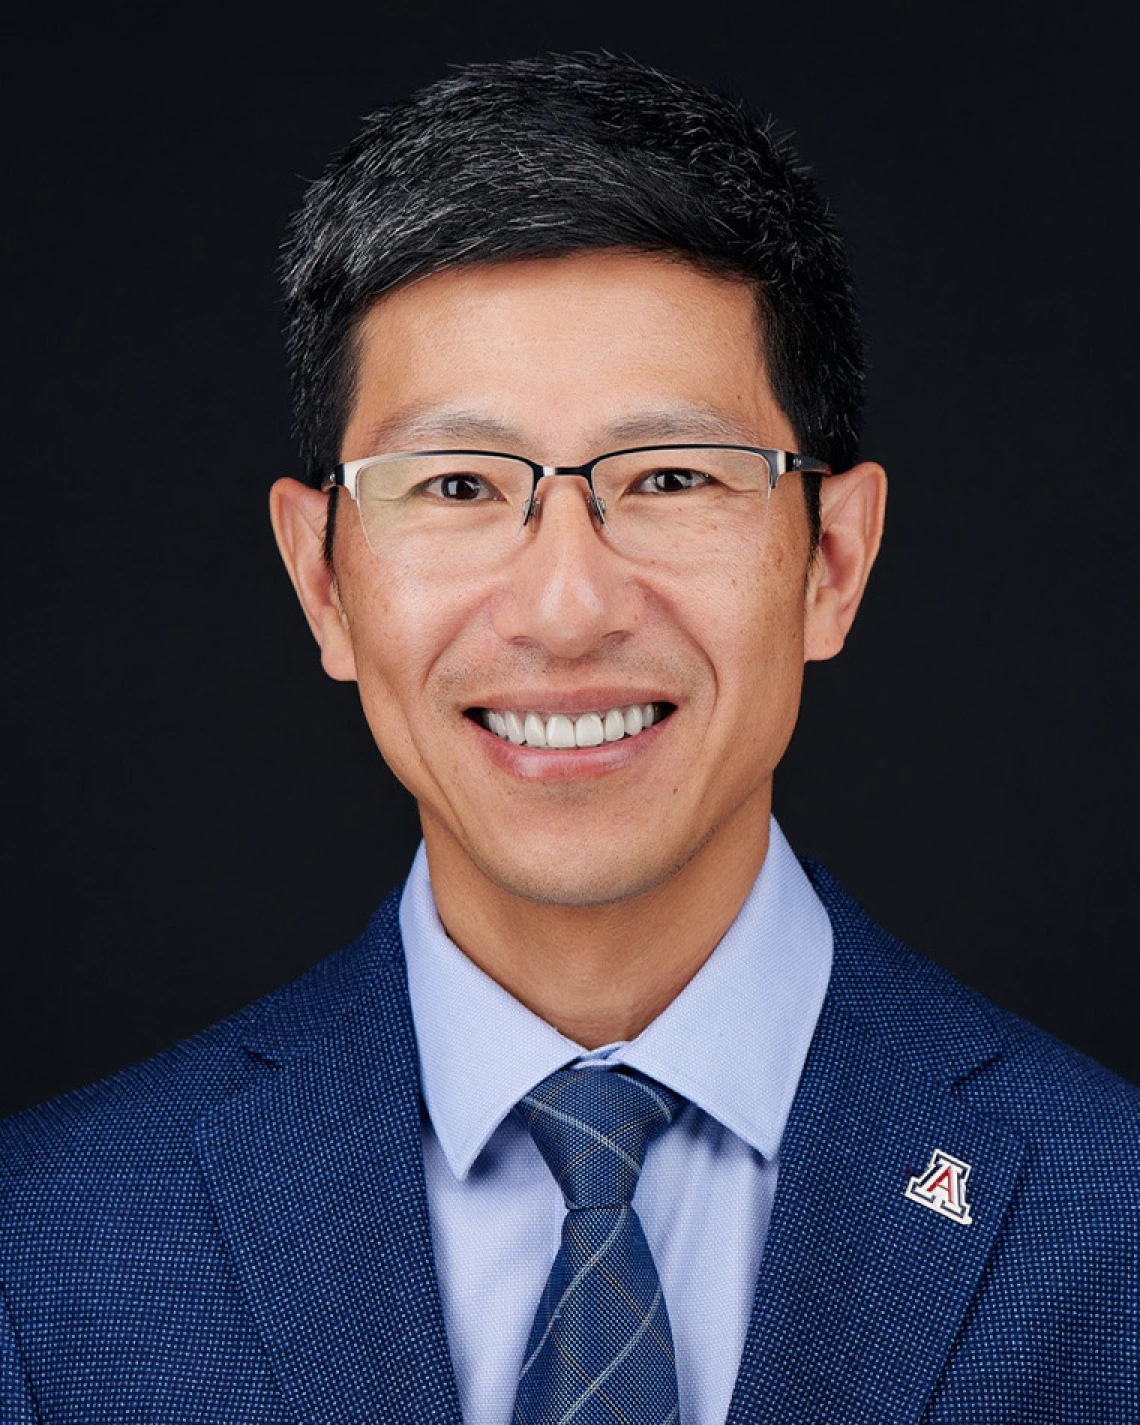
[286,251,859,907]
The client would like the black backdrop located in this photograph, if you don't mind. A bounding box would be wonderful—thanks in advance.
[3,0,1137,1118]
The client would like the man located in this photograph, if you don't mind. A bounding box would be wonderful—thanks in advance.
[1,52,1136,1425]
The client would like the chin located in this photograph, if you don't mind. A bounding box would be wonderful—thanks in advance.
[470,837,700,910]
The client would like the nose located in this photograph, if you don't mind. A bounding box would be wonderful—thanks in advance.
[491,474,642,658]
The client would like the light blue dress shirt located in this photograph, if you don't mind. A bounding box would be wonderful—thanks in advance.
[400,816,833,1425]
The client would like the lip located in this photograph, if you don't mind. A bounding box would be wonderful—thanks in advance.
[466,701,674,782]
[467,688,675,718]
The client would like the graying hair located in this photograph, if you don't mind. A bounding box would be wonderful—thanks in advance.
[282,51,864,537]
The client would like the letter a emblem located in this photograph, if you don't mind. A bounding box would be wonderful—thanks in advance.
[905,1148,974,1224]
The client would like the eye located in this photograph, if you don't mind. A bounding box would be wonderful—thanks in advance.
[633,466,713,495]
[422,472,497,501]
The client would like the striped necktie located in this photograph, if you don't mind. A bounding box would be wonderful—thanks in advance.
[512,1064,686,1425]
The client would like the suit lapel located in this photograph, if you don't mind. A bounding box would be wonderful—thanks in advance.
[728,878,1027,1425]
[194,903,461,1425]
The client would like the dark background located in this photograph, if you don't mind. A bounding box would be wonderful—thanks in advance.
[3,0,1137,1118]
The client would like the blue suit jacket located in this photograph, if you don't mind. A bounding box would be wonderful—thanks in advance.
[2,863,1137,1424]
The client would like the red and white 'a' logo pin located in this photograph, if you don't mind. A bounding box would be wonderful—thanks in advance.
[905,1149,974,1224]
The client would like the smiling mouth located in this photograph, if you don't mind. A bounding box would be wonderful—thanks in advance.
[468,702,675,749]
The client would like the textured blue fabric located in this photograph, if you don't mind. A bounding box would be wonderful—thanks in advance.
[1,861,1137,1423]
[513,1067,685,1425]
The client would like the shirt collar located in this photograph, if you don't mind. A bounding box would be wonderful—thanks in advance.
[400,817,832,1180]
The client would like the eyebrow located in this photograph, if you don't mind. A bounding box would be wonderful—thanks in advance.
[354,403,766,456]
[603,408,763,447]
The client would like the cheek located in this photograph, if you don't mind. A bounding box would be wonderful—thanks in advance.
[339,564,469,736]
[686,550,808,747]
[689,541,807,665]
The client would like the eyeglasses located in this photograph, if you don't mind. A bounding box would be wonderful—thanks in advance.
[323,444,830,562]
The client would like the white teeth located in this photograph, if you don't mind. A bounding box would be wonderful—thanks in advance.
[481,702,665,748]
[546,714,576,748]
[575,712,604,747]
[603,708,626,742]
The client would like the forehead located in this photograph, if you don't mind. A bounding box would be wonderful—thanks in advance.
[340,250,793,461]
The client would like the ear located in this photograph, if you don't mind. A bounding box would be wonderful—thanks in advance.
[269,478,358,682]
[803,461,887,662]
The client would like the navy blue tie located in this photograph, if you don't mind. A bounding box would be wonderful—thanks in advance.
[512,1065,686,1425]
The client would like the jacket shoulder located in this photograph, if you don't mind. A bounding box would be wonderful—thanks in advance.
[0,890,405,1208]
[802,859,1140,1142]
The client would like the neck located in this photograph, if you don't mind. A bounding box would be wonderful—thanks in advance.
[422,803,772,1048]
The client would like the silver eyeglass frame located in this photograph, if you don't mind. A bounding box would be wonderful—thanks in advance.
[324,443,831,526]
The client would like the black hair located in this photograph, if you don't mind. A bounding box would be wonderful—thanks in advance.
[281,52,865,553]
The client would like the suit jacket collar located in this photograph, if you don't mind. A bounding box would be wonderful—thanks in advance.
[196,866,1025,1425]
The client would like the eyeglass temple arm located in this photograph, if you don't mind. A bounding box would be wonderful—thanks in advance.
[778,453,831,484]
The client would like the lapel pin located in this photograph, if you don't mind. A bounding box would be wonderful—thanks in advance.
[905,1148,974,1224]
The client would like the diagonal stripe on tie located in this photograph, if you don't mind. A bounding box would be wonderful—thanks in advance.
[512,1065,686,1425]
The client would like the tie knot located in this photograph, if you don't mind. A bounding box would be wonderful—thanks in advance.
[516,1066,685,1210]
